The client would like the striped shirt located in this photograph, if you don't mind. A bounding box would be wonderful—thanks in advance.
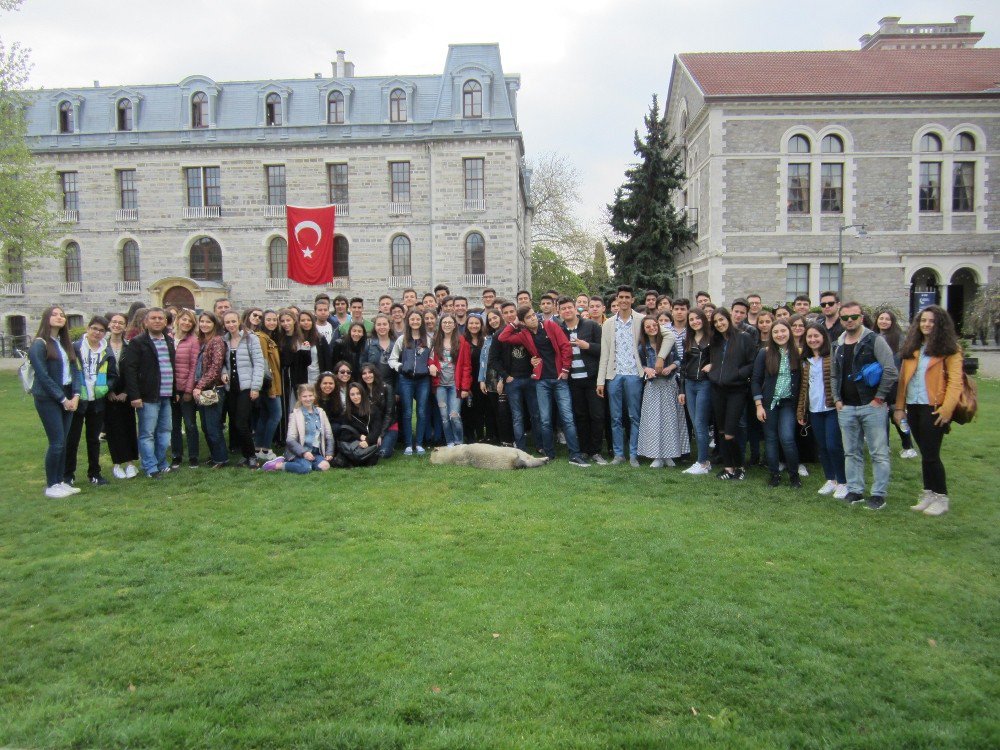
[151,335,173,398]
[563,324,588,379]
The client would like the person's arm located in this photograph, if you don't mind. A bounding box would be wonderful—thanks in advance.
[457,339,473,394]
[751,349,767,404]
[320,412,335,460]
[28,339,66,403]
[120,338,143,404]
[894,355,909,414]
[736,334,756,381]
[388,337,404,372]
[488,335,508,382]
[583,320,601,361]
[658,331,677,375]
[596,320,611,388]
[872,335,898,402]
[937,351,965,423]
[248,334,265,394]
[549,323,573,379]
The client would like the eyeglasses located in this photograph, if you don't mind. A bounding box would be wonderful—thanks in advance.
[337,369,351,375]
[250,313,262,319]
[820,301,838,308]
[840,314,861,322]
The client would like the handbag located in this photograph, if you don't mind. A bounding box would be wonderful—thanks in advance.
[17,349,34,393]
[197,388,220,407]
[950,372,978,425]
[853,361,883,388]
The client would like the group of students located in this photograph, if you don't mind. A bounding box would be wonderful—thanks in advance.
[27,282,965,515]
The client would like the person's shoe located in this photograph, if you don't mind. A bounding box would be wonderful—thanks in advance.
[797,464,809,477]
[189,457,200,468]
[842,491,863,505]
[404,446,414,455]
[45,484,73,498]
[611,456,626,465]
[911,489,936,512]
[768,473,782,488]
[734,467,747,480]
[923,495,949,516]
[900,448,919,459]
[687,463,710,475]
[170,457,182,470]
[568,456,591,468]
[161,466,171,474]
[415,446,426,455]
[211,461,228,469]
[778,462,786,472]
[865,496,886,511]
[664,458,676,467]
[243,457,259,469]
[591,454,608,465]
[833,484,849,500]
[789,475,803,489]
[63,475,75,486]
[650,459,664,469]
[257,449,277,462]
[113,465,127,480]
[147,471,163,480]
[90,476,109,486]
[719,470,741,480]
[709,438,716,449]
[716,468,730,479]
[57,482,81,494]
[124,464,138,479]
[629,457,640,468]
[262,457,284,471]
[817,480,837,495]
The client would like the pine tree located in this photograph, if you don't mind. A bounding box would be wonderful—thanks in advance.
[606,94,693,294]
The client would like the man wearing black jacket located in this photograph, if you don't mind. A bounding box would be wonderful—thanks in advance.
[489,301,540,452]
[559,297,606,463]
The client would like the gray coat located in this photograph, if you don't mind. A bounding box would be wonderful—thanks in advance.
[224,331,265,392]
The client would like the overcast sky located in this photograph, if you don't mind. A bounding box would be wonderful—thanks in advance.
[5,0,999,228]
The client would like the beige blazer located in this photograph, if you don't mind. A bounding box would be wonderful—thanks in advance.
[597,311,646,386]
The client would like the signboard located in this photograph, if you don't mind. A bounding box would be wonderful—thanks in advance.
[914,292,936,312]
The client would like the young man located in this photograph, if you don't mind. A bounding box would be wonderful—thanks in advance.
[559,296,605,463]
[516,290,532,309]
[339,297,373,335]
[746,294,763,326]
[332,295,350,328]
[491,301,540,454]
[831,301,898,510]
[538,293,561,323]
[314,294,335,344]
[588,296,607,326]
[213,298,231,318]
[643,290,659,315]
[695,291,712,308]
[793,295,812,316]
[481,288,497,310]
[819,291,844,341]
[439,296,456,316]
[119,308,176,479]
[434,284,450,306]
[389,303,407,337]
[575,293,591,318]
[401,289,418,310]
[656,295,673,315]
[378,294,394,316]
[596,285,645,466]
[499,306,589,467]
[731,298,760,344]
[453,296,469,332]
[670,297,689,360]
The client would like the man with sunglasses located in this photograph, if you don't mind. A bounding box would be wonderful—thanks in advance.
[819,291,844,341]
[831,301,898,511]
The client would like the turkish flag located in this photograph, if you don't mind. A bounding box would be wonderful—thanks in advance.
[286,205,336,285]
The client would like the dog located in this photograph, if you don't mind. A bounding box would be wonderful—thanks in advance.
[429,443,549,470]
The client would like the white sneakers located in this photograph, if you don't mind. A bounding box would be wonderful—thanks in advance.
[832,484,849,500]
[650,459,664,468]
[798,465,809,477]
[113,465,127,479]
[900,448,919,459]
[683,462,710,475]
[44,482,81,498]
[124,464,138,478]
[818,480,837,495]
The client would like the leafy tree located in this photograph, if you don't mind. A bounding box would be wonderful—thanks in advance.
[526,150,600,273]
[578,240,610,295]
[530,246,587,302]
[1,0,57,281]
[606,94,693,294]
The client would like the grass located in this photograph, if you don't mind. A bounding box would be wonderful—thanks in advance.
[1,371,998,749]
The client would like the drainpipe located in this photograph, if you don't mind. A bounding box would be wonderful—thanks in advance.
[427,142,435,288]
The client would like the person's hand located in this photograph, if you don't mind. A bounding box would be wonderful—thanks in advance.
[479,382,488,395]
[221,373,229,385]
[428,365,438,376]
[576,339,590,350]
[505,376,513,384]
[663,364,677,376]
[933,412,950,427]
[461,390,470,399]
[557,371,568,380]
[496,381,505,396]
[596,385,604,398]
[324,455,333,462]
[701,364,712,373]
[756,403,767,422]
[192,388,202,401]
[530,356,541,368]
[678,393,686,406]
[250,389,259,401]
[130,399,143,409]
[303,451,314,461]
[835,400,843,411]
[376,437,382,447]
[643,367,657,380]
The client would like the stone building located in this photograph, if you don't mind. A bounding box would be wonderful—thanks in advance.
[2,44,530,338]
[664,16,999,325]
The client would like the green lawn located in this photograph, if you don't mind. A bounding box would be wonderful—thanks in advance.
[1,372,998,749]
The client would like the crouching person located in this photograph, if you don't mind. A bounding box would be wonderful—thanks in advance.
[267,384,334,473]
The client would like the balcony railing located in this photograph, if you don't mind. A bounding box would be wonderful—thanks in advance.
[332,203,350,217]
[60,209,79,223]
[264,204,286,218]
[387,275,413,289]
[1,282,25,296]
[115,281,142,294]
[116,208,138,222]
[183,205,221,219]
[464,198,487,212]
[265,277,289,292]
[388,202,411,215]
[684,206,699,232]
[464,273,489,287]
[330,276,350,289]
[63,282,83,294]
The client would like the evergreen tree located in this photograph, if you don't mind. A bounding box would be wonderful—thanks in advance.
[606,94,693,294]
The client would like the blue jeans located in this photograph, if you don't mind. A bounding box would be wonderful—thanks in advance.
[254,395,282,450]
[810,409,846,484]
[137,396,172,475]
[535,378,582,460]
[436,384,464,444]
[171,397,200,461]
[284,450,327,474]
[506,376,540,452]
[684,379,712,463]
[379,428,399,458]
[397,375,430,449]
[762,397,798,476]
[35,392,73,487]
[838,403,891,497]
[607,374,643,458]
[199,400,228,464]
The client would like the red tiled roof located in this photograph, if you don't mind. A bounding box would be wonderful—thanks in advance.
[678,49,1000,97]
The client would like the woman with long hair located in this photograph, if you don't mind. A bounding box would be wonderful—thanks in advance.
[707,307,757,480]
[261,310,280,339]
[479,308,512,445]
[430,313,471,446]
[786,313,815,474]
[752,320,802,488]
[876,309,917,459]
[29,306,82,497]
[798,323,847,499]
[276,309,309,443]
[222,310,265,468]
[335,321,368,376]
[336,383,381,467]
[422,308,444,445]
[787,314,807,355]
[315,372,338,426]
[389,309,436,454]
[461,314,488,442]
[264,384,334,474]
[104,312,139,479]
[895,305,964,517]
[637,316,688,467]
[169,308,201,469]
[360,363,397,458]
[192,311,229,468]
[755,309,774,348]
[361,313,396,388]
[124,306,147,341]
[248,308,282,461]
[678,307,713,475]
[297,310,323,384]
[324,360,353,432]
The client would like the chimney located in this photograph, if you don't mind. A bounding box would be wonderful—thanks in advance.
[345,61,355,77]
[314,72,322,79]
[336,50,346,78]
[93,80,100,88]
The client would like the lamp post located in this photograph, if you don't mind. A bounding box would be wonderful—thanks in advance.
[838,223,867,297]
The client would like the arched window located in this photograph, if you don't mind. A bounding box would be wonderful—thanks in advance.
[821,134,843,153]
[389,88,407,123]
[956,132,976,152]
[464,232,485,275]
[334,236,349,278]
[64,242,81,284]
[391,235,411,276]
[191,92,208,129]
[265,93,282,126]
[117,98,133,131]
[920,133,942,152]
[189,236,222,281]
[788,134,810,153]
[58,101,74,133]
[328,91,345,124]
[463,80,482,118]
[268,237,287,278]
[122,240,140,282]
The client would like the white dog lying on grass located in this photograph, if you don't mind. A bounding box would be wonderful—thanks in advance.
[429,444,549,470]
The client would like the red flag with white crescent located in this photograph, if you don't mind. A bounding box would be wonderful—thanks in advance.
[286,205,336,285]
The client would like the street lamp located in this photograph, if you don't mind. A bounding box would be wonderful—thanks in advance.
[838,223,868,297]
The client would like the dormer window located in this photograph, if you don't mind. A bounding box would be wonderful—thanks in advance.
[463,80,482,118]
[117,98,133,131]
[265,93,282,126]
[328,91,345,124]
[191,92,208,129]
[58,101,74,133]
[389,88,407,123]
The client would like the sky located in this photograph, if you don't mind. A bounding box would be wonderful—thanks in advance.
[4,0,999,229]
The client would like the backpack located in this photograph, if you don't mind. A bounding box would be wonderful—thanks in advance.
[18,349,34,393]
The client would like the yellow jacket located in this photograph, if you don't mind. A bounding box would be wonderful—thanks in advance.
[895,349,964,422]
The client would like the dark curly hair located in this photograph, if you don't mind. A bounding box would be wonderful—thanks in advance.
[900,305,960,359]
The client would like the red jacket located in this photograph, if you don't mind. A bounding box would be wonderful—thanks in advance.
[173,333,201,394]
[497,320,573,380]
[429,337,473,391]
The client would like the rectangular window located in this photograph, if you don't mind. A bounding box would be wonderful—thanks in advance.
[266,165,286,206]
[328,163,349,204]
[464,158,484,200]
[819,263,840,294]
[919,162,941,212]
[390,162,410,203]
[785,264,809,298]
[60,172,79,211]
[185,167,221,207]
[820,163,843,213]
[118,170,137,210]
[953,162,974,212]
[787,164,809,213]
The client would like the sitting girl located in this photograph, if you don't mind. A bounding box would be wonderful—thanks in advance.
[335,383,382,467]
[264,383,334,473]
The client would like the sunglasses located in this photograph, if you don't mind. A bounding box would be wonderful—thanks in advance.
[820,301,838,308]
[337,369,351,375]
[840,314,861,322]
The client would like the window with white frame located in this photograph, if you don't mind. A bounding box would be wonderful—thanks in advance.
[389,89,407,122]
[820,163,843,213]
[391,235,411,276]
[785,264,809,298]
[463,80,482,118]
[464,232,485,275]
[191,92,208,128]
[819,263,840,294]
[268,237,287,278]
[464,158,484,201]
[953,162,974,212]
[919,162,941,212]
[390,162,410,203]
[118,170,137,210]
[58,101,74,133]
[185,167,221,208]
[117,99,133,131]
[266,165,286,206]
[122,240,140,282]
[265,93,282,126]
[64,242,82,284]
[328,91,345,124]
[60,172,79,211]
[787,164,810,213]
[328,164,348,204]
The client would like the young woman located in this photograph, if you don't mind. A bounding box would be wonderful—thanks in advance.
[124,306,147,342]
[774,305,792,321]
[265,384,334,474]
[222,310,265,468]
[707,307,757,480]
[64,316,112,487]
[322,361,353,432]
[876,309,917,459]
[798,324,847,498]
[261,310,280,338]
[360,363,397,458]
[103,312,139,479]
[895,305,964,517]
[461,314,488,442]
[479,308,512,445]
[678,307,713,475]
[786,313,815,474]
[755,309,773,348]
[192,312,229,468]
[788,314,808,355]
[251,309,283,461]
[752,320,802,488]
[334,321,368,376]
[336,383,382,467]
[388,310,436,454]
[277,309,310,442]
[29,306,82,498]
[430,313,471,447]
[637,316,688,467]
[361,313,396,388]
[421,309,445,445]
[297,311,323,384]
[169,309,201,469]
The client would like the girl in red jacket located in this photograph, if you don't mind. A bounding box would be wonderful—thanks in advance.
[429,314,472,446]
[170,309,201,468]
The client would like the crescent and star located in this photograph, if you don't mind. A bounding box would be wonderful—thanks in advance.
[293,220,322,258]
